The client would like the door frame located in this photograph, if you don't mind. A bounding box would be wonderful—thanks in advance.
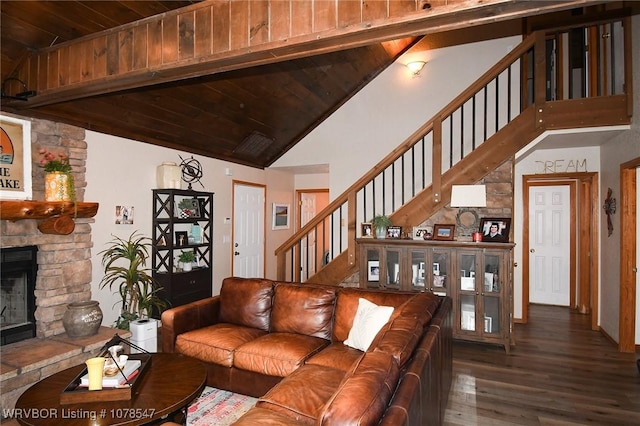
[231,180,267,278]
[522,172,598,327]
[619,157,639,352]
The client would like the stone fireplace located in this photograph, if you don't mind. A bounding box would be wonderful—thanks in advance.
[0,116,93,340]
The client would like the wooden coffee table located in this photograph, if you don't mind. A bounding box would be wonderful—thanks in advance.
[14,353,206,426]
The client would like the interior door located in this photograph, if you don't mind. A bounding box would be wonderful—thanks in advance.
[528,185,571,306]
[298,190,329,280]
[232,183,265,278]
[299,192,317,279]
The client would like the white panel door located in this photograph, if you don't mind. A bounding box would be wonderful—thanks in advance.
[233,183,265,278]
[529,185,570,306]
[300,193,318,279]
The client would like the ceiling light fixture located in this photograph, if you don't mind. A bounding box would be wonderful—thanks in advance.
[1,77,37,101]
[405,61,427,76]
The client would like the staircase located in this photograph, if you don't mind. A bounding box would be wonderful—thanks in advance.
[276,20,632,284]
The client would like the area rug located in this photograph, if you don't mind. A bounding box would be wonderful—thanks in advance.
[187,386,257,426]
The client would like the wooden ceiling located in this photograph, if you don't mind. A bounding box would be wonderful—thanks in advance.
[0,0,616,169]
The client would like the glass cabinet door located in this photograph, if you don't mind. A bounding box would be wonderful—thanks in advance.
[364,248,381,289]
[458,252,477,332]
[384,249,401,290]
[431,250,449,296]
[410,249,427,291]
[481,252,502,335]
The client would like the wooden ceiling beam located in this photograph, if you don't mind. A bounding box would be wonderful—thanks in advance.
[8,0,605,109]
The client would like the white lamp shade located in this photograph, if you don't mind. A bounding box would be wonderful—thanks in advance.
[450,184,487,207]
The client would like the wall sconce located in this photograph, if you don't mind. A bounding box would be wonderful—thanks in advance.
[1,78,36,101]
[405,61,427,76]
[451,184,487,238]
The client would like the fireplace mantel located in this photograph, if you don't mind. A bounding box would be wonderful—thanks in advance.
[0,200,99,235]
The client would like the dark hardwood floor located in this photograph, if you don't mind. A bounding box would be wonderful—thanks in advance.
[445,305,640,425]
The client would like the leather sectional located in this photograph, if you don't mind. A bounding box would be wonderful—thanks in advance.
[161,277,452,425]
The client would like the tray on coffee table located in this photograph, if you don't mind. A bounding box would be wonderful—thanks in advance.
[60,353,151,404]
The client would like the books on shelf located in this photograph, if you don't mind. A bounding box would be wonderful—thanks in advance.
[80,359,141,388]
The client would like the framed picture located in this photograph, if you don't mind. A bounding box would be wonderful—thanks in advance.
[433,224,455,241]
[367,261,380,282]
[479,218,511,243]
[386,226,402,239]
[115,205,134,224]
[0,115,32,200]
[412,226,431,240]
[361,222,373,238]
[187,199,201,218]
[175,231,188,247]
[272,203,290,230]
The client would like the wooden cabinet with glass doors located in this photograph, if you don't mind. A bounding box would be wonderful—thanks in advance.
[358,239,450,295]
[455,245,514,353]
[358,239,514,352]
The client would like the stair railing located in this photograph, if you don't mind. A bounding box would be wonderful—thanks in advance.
[276,19,630,282]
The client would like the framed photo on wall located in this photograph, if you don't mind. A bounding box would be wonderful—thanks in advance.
[433,224,455,241]
[479,218,511,243]
[272,203,290,230]
[0,115,32,200]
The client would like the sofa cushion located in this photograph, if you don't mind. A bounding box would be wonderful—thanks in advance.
[175,323,267,367]
[306,342,364,372]
[333,288,418,342]
[344,298,394,351]
[271,283,336,340]
[256,364,346,425]
[218,277,274,331]
[318,351,400,426]
[372,316,423,367]
[234,332,329,377]
[232,407,305,426]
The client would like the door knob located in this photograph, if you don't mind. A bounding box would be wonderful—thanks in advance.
[530,248,535,253]
[234,251,240,256]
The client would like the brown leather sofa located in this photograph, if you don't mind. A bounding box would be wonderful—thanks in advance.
[161,277,452,425]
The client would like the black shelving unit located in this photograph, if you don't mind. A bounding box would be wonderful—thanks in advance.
[152,189,213,309]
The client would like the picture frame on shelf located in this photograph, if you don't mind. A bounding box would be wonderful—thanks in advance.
[361,222,373,238]
[433,224,455,241]
[367,261,380,282]
[479,218,511,243]
[174,231,188,247]
[412,226,430,240]
[386,226,402,239]
[272,203,290,230]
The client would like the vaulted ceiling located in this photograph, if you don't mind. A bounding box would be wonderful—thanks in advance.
[0,0,617,169]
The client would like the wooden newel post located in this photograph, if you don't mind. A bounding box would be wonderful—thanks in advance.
[38,215,75,235]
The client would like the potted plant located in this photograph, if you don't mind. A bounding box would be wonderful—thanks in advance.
[99,231,168,330]
[39,148,75,203]
[371,214,392,238]
[178,250,196,272]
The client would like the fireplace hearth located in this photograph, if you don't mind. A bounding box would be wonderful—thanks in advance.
[1,246,37,345]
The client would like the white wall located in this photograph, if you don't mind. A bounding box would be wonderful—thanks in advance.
[273,36,522,197]
[85,132,294,326]
[598,14,640,342]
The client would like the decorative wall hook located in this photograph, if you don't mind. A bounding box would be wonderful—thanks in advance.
[603,187,616,237]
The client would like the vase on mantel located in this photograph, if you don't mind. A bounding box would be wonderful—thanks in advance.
[45,172,73,202]
[62,300,103,338]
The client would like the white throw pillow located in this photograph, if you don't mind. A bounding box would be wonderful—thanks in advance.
[344,298,394,351]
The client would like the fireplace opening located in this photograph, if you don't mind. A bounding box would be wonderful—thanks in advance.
[1,246,37,345]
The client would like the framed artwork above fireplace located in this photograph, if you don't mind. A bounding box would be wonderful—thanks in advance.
[0,115,32,200]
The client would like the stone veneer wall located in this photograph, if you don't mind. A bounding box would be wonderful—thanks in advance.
[1,114,93,338]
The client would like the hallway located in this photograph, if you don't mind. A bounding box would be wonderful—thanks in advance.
[445,305,640,425]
